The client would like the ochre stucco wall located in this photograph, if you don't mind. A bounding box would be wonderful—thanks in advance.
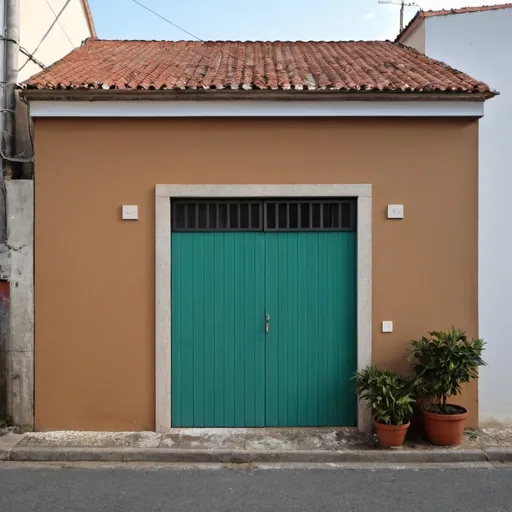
[34,117,479,431]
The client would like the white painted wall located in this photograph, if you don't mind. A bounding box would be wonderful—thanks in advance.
[408,9,512,425]
[18,0,94,81]
[402,22,425,54]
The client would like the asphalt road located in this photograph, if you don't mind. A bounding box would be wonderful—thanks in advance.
[1,463,512,511]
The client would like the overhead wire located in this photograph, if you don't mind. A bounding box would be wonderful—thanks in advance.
[19,0,73,73]
[0,37,46,72]
[130,0,207,42]
[129,0,246,70]
[44,0,75,49]
[19,46,46,71]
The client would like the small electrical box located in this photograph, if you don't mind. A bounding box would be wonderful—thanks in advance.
[387,205,404,219]
[382,321,393,333]
[122,205,139,220]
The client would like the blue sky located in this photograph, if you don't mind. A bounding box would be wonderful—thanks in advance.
[88,0,489,41]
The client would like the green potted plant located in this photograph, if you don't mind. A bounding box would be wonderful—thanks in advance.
[354,366,414,447]
[410,328,485,446]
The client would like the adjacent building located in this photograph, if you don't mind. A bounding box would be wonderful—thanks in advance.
[397,4,512,426]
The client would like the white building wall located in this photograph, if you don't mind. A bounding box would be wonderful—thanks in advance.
[19,0,93,81]
[423,9,512,425]
[401,22,425,54]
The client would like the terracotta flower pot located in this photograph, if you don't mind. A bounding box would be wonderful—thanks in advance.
[422,405,468,446]
[410,397,433,434]
[373,418,410,448]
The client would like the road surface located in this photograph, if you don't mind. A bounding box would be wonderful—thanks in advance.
[0,463,511,511]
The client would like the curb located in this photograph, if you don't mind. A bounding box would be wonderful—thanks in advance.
[0,434,27,461]
[485,448,512,462]
[8,447,490,464]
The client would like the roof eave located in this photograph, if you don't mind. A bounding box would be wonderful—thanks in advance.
[19,89,495,102]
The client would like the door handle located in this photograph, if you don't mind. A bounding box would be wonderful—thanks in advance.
[265,313,270,333]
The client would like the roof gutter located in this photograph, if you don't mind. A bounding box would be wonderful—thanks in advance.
[18,89,496,102]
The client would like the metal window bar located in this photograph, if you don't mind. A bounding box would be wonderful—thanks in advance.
[263,200,356,232]
[171,199,356,232]
[172,200,263,232]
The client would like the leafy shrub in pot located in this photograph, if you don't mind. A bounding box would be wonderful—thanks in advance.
[410,328,485,446]
[354,366,414,447]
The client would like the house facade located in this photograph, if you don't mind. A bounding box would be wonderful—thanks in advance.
[20,40,492,432]
[397,4,512,426]
[0,0,95,429]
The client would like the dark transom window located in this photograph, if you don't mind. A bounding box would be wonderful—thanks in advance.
[171,199,356,232]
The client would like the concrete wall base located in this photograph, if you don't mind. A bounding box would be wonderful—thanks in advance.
[1,180,34,429]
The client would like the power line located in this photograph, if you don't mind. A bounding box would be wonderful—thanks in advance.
[19,46,46,71]
[19,0,73,73]
[129,0,245,69]
[130,0,205,42]
[44,0,75,49]
[0,37,46,72]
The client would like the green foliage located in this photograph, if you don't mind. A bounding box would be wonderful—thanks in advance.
[466,429,480,441]
[0,415,14,429]
[410,327,486,413]
[354,366,415,426]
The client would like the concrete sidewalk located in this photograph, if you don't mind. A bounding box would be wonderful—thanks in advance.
[2,427,512,464]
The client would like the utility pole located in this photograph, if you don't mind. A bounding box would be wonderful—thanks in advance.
[0,0,20,426]
[4,0,19,181]
[0,0,19,242]
[1,0,34,432]
[400,0,404,33]
[378,0,419,33]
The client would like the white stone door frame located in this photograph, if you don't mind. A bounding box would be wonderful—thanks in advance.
[155,184,372,433]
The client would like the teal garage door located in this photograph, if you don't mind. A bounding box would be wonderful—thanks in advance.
[171,200,357,427]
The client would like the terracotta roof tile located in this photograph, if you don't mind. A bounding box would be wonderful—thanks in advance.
[21,39,491,94]
[423,3,512,17]
[397,4,512,42]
